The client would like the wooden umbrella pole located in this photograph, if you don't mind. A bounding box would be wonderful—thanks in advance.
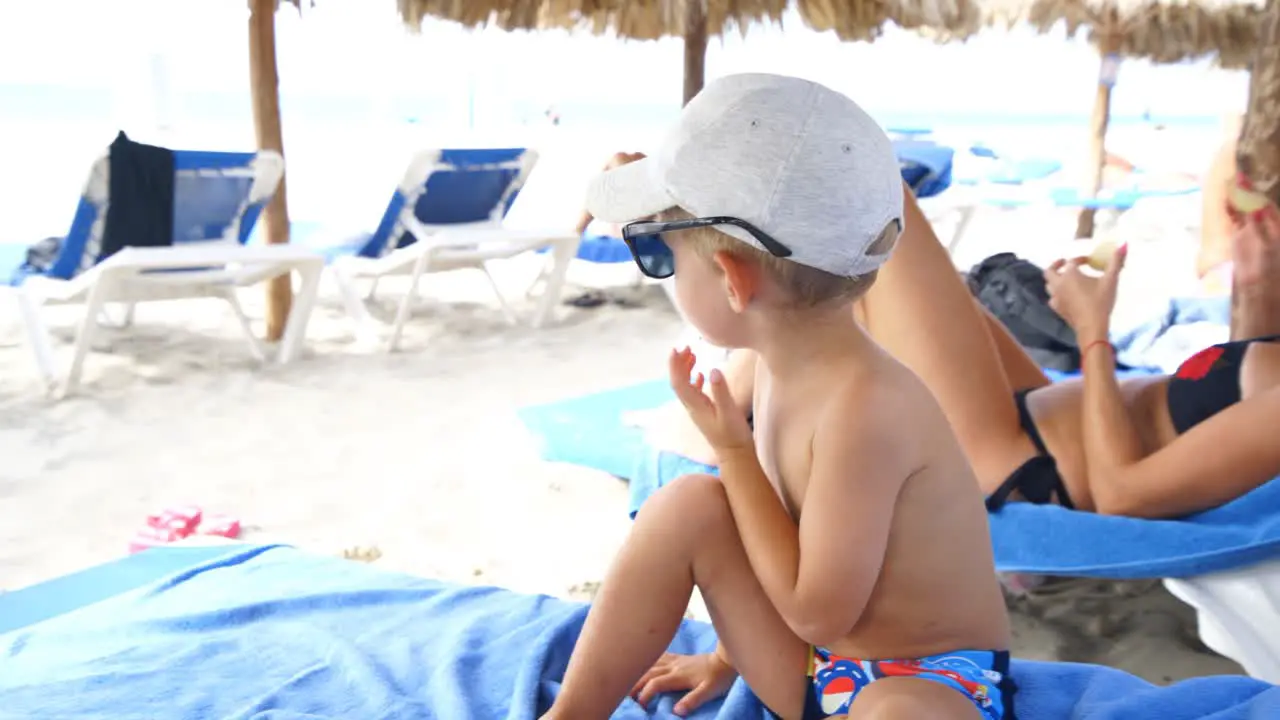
[683,1,708,106]
[248,0,292,342]
[1232,0,1280,339]
[1075,34,1121,239]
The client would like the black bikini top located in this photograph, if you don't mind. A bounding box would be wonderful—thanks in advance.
[1166,335,1280,435]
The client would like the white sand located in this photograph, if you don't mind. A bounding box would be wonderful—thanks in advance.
[0,197,1246,687]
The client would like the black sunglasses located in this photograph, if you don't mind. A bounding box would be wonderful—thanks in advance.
[620,216,792,279]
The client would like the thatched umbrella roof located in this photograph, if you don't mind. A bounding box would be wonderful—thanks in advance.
[800,0,981,41]
[979,0,1264,68]
[397,1,982,107]
[396,0,980,42]
[975,0,1265,237]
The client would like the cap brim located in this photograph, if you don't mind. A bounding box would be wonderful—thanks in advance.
[584,157,677,224]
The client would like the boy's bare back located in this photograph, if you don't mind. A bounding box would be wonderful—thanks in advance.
[754,345,1011,659]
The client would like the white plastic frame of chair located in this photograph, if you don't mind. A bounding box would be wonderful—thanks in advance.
[1165,559,1280,683]
[328,149,580,352]
[11,151,326,397]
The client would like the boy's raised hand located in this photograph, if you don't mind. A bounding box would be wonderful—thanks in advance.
[669,347,753,454]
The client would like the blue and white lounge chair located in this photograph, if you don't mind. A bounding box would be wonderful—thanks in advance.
[942,148,1067,254]
[6,148,324,396]
[895,139,955,200]
[325,148,579,351]
[948,178,1199,255]
[3,543,1279,718]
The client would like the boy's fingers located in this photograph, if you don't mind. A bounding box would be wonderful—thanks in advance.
[636,672,685,706]
[708,369,735,409]
[674,683,711,716]
[669,351,692,391]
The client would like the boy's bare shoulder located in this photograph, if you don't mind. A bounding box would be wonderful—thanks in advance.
[815,355,933,478]
[825,352,935,427]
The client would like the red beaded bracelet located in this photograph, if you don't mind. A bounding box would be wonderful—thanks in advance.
[1082,339,1114,360]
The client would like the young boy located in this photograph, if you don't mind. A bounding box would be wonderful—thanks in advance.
[541,74,1014,720]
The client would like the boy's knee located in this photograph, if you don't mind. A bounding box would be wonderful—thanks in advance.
[649,473,731,526]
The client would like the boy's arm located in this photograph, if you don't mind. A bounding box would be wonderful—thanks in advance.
[716,387,907,648]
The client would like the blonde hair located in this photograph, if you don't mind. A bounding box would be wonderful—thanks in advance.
[658,207,898,308]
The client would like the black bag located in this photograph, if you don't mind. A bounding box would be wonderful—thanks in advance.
[23,237,63,274]
[966,252,1081,372]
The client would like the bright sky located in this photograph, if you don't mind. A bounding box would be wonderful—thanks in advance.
[0,0,1250,118]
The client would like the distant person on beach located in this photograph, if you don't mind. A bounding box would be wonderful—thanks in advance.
[655,179,1280,522]
[573,151,646,236]
[542,74,1013,720]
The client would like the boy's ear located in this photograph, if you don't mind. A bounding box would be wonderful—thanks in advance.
[712,250,759,312]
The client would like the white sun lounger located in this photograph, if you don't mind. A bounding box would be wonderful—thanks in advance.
[325,148,579,351]
[7,148,324,396]
[1165,561,1280,682]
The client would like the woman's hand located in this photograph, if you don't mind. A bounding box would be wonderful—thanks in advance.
[1232,208,1280,292]
[669,347,753,454]
[631,652,738,717]
[1044,244,1127,343]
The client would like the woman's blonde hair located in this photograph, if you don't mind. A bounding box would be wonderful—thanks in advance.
[657,207,898,308]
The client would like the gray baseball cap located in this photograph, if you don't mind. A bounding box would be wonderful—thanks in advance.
[586,73,904,278]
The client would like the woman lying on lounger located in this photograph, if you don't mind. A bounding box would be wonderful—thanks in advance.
[654,186,1280,520]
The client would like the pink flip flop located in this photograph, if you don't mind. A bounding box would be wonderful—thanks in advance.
[129,505,204,554]
[197,514,242,539]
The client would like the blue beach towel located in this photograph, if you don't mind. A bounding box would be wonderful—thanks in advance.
[2,544,1275,719]
[518,375,1280,579]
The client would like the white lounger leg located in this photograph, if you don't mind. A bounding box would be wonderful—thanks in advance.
[330,264,380,344]
[480,264,518,326]
[389,245,434,352]
[277,259,323,364]
[15,285,58,389]
[60,277,114,397]
[1165,560,1280,683]
[532,236,578,329]
[947,205,978,256]
[220,288,268,363]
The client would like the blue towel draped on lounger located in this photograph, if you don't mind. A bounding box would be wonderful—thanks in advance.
[2,544,1276,719]
[517,376,1280,579]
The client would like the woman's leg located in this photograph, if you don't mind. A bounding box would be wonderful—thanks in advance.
[574,152,648,235]
[542,474,809,720]
[977,302,1052,392]
[856,185,1040,487]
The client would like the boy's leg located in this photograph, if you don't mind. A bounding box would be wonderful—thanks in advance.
[544,474,810,720]
[855,185,1039,488]
[847,678,984,719]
